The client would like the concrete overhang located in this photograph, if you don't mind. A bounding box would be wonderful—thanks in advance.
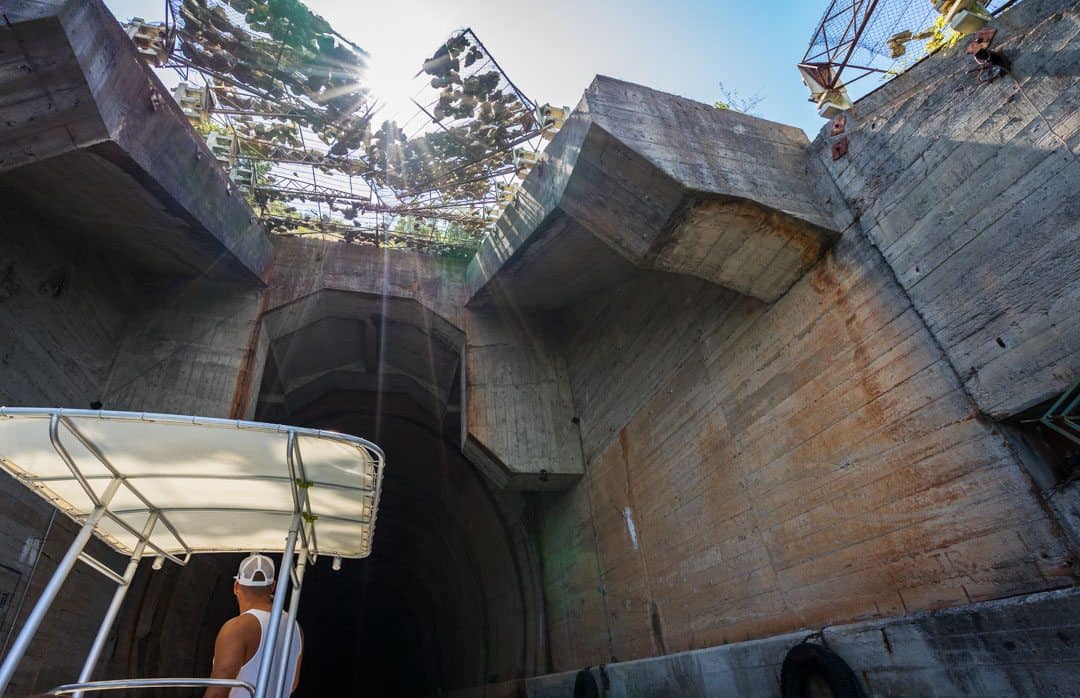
[0,0,271,282]
[466,76,849,308]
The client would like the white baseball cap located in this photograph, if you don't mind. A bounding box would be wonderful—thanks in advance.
[235,554,275,587]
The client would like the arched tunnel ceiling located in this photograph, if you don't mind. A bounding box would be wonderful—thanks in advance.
[114,292,543,696]
[247,292,543,693]
[259,255,587,492]
[257,290,465,432]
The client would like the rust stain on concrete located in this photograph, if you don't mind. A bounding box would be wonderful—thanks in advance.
[229,283,270,419]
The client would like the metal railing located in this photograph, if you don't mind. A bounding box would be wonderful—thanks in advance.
[43,677,255,696]
[0,407,386,698]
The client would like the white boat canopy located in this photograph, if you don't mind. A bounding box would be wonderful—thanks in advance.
[0,407,385,698]
[0,407,385,560]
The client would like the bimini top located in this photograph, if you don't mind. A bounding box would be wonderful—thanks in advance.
[0,408,384,561]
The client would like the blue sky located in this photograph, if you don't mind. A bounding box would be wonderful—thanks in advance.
[105,0,836,139]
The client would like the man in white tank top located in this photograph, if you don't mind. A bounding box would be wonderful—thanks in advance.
[205,554,303,698]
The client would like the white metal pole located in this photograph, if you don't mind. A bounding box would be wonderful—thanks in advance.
[271,551,307,698]
[253,515,300,698]
[0,478,122,696]
[73,512,159,698]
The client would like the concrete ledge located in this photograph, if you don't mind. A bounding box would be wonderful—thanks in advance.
[466,76,848,308]
[266,237,470,328]
[0,0,271,281]
[448,586,1080,697]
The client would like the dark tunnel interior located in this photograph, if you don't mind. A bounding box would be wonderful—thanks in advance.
[285,407,515,698]
[112,299,542,697]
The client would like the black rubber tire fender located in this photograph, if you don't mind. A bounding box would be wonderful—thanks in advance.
[573,667,601,698]
[780,642,866,698]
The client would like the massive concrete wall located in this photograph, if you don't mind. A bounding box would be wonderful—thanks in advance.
[533,0,1080,683]
[267,237,468,327]
[0,208,137,694]
[104,279,265,419]
[817,0,1080,419]
[0,0,270,280]
[462,74,857,488]
[0,208,134,409]
[468,76,845,310]
[560,273,763,462]
[539,226,1074,670]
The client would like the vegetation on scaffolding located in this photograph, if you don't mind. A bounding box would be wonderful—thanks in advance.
[367,30,539,201]
[168,1,540,255]
[261,210,480,259]
[173,0,372,153]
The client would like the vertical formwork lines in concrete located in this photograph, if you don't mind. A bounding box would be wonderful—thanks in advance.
[581,460,618,663]
[813,100,1080,564]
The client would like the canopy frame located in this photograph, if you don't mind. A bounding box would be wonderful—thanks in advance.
[0,407,385,698]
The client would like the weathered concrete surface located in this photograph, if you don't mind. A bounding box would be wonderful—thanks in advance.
[103,278,266,418]
[536,218,1074,669]
[0,206,134,408]
[267,237,469,328]
[0,0,271,281]
[451,586,1080,698]
[814,0,1080,419]
[0,208,136,693]
[464,307,585,489]
[467,76,849,307]
[259,237,469,439]
[528,0,1080,680]
[560,271,763,460]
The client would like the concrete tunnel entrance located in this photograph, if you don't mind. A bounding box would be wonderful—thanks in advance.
[108,290,543,697]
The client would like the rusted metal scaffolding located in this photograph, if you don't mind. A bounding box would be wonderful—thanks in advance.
[799,0,1022,100]
[146,1,548,255]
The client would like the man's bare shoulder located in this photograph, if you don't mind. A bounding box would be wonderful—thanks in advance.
[220,613,261,642]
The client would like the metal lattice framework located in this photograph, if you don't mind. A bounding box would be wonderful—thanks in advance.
[1040,379,1080,446]
[799,0,1021,99]
[0,408,385,698]
[137,1,554,257]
